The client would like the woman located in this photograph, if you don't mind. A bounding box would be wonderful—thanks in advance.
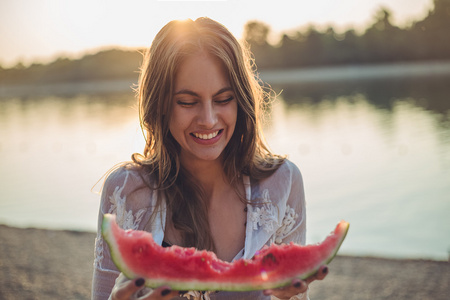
[92,17,328,300]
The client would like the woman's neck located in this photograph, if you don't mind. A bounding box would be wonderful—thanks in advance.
[180,156,228,201]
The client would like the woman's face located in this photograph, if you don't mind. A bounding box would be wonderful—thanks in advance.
[169,51,237,165]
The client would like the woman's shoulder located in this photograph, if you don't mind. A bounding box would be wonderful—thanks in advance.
[252,159,303,198]
[270,159,302,182]
[102,162,150,197]
[99,162,157,231]
[252,159,303,191]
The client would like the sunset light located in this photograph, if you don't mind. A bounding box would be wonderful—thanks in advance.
[1,1,449,298]
[0,0,433,67]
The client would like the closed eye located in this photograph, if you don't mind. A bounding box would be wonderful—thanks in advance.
[215,97,234,105]
[176,100,197,107]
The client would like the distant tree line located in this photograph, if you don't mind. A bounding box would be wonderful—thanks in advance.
[0,48,144,85]
[0,0,449,85]
[245,0,450,69]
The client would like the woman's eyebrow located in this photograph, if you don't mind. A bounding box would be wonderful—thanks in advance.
[174,89,198,97]
[174,87,233,97]
[213,87,233,97]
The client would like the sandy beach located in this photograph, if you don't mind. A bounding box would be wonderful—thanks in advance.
[0,224,448,300]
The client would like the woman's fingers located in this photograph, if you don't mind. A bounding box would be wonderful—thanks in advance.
[316,265,328,280]
[112,278,180,300]
[263,278,308,298]
[111,278,146,300]
[305,265,329,284]
[263,265,329,299]
[140,286,180,300]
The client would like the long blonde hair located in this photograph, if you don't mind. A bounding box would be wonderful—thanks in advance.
[132,17,284,250]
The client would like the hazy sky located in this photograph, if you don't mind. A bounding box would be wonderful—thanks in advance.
[0,0,433,67]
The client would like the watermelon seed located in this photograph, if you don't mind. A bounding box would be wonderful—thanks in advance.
[262,253,277,264]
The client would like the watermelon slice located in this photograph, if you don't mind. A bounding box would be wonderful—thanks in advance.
[102,213,349,291]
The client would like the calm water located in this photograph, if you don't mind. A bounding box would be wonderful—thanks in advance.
[0,67,449,261]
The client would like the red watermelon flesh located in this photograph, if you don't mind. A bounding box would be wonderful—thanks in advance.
[102,213,349,291]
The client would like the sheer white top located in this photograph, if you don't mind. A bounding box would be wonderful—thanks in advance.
[92,160,307,300]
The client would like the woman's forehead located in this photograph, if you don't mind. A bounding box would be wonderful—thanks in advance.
[173,51,231,94]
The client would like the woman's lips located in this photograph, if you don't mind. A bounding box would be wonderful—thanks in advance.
[193,130,219,140]
[191,129,223,144]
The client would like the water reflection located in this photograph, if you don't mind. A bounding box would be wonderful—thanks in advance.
[264,77,450,260]
[276,75,450,120]
[0,76,449,260]
[0,91,143,232]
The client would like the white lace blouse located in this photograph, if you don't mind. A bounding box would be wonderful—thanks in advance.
[92,160,308,300]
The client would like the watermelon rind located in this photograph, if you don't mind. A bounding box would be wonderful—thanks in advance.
[102,214,349,291]
[101,214,141,281]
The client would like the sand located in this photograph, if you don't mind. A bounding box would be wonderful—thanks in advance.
[0,224,448,300]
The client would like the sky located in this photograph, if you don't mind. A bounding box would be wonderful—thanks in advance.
[0,0,434,68]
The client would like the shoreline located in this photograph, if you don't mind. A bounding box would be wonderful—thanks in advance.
[2,61,450,98]
[259,60,450,84]
[0,224,448,300]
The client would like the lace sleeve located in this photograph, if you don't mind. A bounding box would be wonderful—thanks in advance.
[273,161,306,246]
[91,165,152,300]
[272,162,309,300]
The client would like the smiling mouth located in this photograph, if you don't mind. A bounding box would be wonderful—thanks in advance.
[192,130,222,140]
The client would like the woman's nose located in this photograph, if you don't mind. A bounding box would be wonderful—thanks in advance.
[198,102,217,128]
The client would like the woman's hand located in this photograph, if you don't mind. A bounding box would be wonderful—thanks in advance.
[110,277,180,300]
[263,265,328,300]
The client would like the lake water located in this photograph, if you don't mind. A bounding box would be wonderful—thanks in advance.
[0,64,449,261]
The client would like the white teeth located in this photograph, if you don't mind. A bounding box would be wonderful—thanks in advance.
[194,131,219,140]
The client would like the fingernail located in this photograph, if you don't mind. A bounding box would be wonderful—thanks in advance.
[294,281,302,288]
[161,289,171,296]
[322,266,329,274]
[135,278,145,287]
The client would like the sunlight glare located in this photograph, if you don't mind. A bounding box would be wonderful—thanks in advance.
[0,0,434,67]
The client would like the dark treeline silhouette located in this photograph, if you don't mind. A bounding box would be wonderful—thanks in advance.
[246,0,450,69]
[0,48,145,85]
[0,0,449,85]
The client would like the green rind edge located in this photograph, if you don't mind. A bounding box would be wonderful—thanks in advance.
[102,215,350,292]
[296,221,350,282]
[102,214,141,281]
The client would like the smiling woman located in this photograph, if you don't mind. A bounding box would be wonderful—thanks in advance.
[170,51,238,163]
[91,17,328,300]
